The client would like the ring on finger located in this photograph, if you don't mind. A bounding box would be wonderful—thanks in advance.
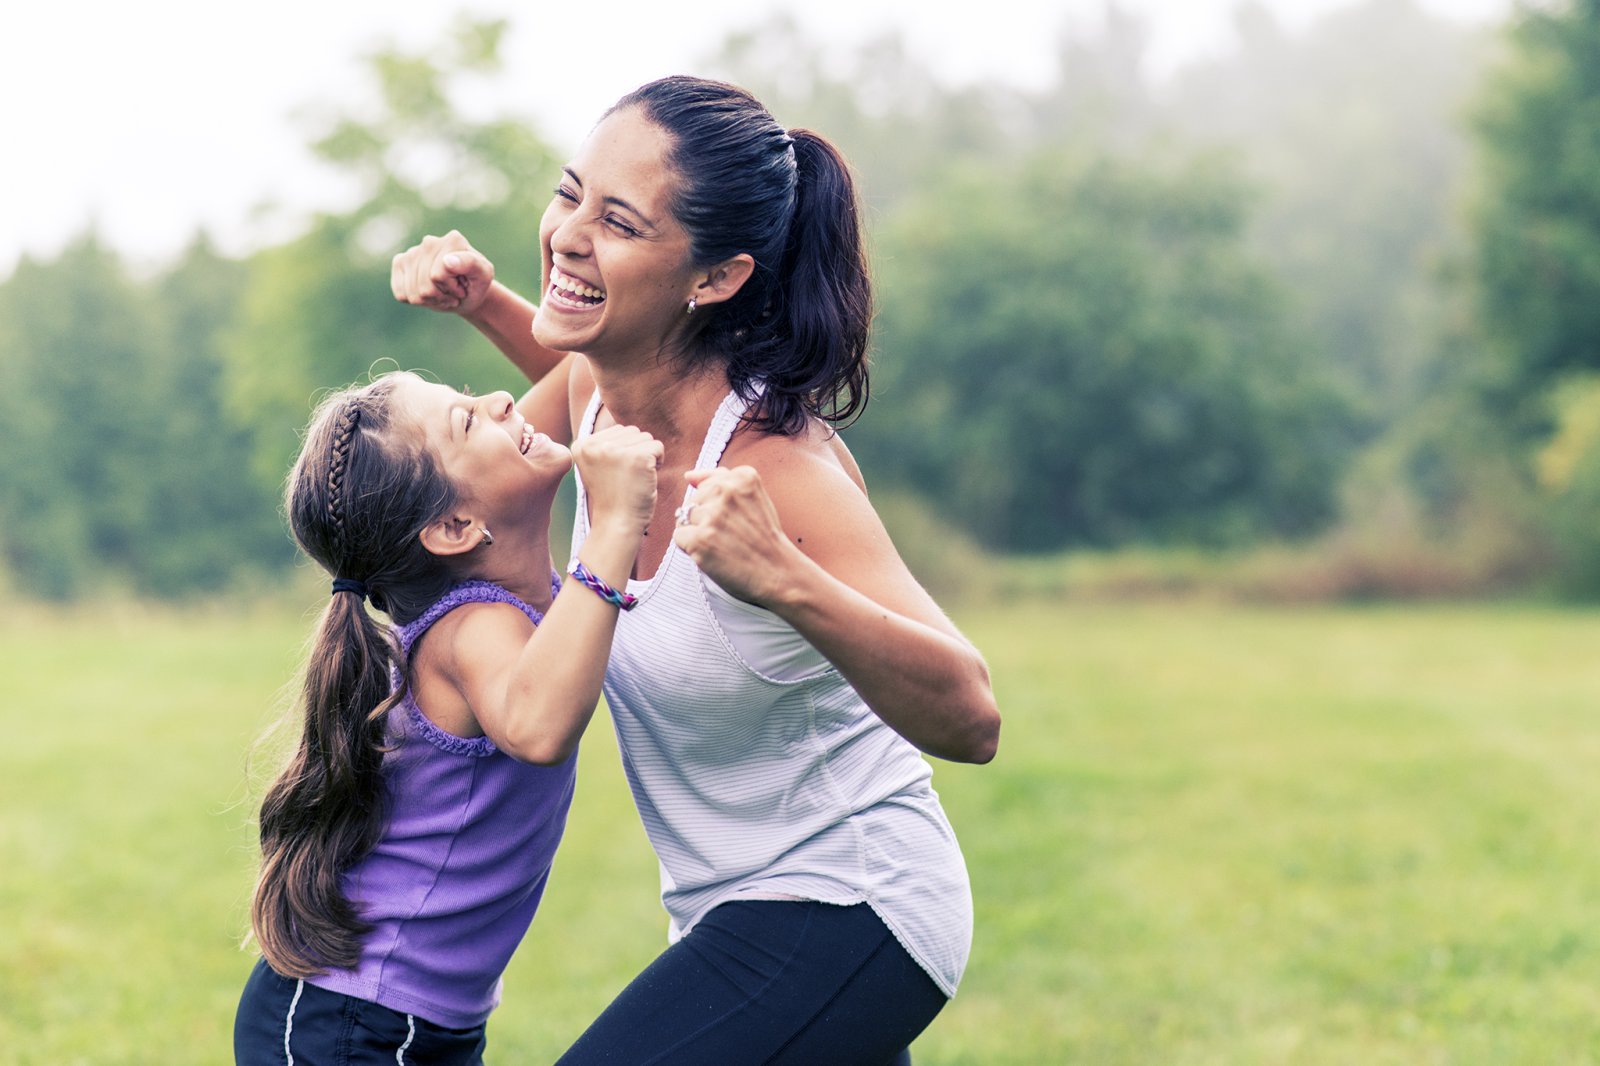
[675,502,695,526]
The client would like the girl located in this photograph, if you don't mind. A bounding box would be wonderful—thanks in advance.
[233,370,661,1064]
[392,75,1001,1064]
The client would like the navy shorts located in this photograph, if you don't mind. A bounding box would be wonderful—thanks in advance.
[233,958,487,1066]
[555,900,949,1065]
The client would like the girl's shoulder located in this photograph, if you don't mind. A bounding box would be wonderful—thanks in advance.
[409,593,538,742]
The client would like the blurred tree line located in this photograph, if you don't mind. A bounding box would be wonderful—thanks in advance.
[3,0,1599,600]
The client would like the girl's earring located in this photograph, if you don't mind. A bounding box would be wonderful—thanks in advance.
[479,526,494,547]
[686,296,697,315]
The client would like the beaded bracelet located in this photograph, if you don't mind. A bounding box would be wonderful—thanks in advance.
[567,560,639,611]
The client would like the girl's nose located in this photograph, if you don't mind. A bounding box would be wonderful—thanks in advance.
[491,391,515,420]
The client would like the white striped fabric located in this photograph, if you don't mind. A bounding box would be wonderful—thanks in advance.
[570,389,973,996]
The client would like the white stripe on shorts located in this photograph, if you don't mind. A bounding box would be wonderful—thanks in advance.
[283,979,305,1066]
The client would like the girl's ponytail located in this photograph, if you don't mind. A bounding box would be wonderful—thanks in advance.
[251,592,395,976]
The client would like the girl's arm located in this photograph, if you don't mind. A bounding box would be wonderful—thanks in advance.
[430,426,662,765]
[390,231,577,445]
[673,439,1000,764]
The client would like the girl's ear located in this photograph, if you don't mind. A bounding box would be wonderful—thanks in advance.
[692,253,756,308]
[419,513,480,558]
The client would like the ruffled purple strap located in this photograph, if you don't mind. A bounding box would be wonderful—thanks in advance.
[395,574,561,656]
[389,574,561,758]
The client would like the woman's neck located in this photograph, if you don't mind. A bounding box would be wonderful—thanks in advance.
[589,356,729,455]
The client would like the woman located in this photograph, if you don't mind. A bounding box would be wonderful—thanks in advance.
[391,75,1000,1064]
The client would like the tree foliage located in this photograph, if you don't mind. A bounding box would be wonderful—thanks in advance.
[0,236,283,598]
[855,148,1353,550]
[1460,0,1600,593]
[1472,0,1600,406]
[1165,0,1491,422]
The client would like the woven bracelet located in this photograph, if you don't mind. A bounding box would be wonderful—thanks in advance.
[567,561,639,611]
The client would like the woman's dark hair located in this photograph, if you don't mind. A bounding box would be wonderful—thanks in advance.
[608,75,872,435]
[251,374,460,978]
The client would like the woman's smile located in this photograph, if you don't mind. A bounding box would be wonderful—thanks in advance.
[547,266,606,311]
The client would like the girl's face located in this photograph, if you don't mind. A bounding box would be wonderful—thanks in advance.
[533,107,700,360]
[391,373,572,520]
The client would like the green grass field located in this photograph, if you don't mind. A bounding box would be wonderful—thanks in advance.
[4,598,1600,1064]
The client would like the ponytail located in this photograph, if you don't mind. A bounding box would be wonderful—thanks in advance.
[251,594,396,976]
[250,375,459,976]
[759,128,871,433]
[614,76,873,435]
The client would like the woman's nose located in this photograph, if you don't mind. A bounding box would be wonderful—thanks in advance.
[549,213,591,258]
[491,391,515,420]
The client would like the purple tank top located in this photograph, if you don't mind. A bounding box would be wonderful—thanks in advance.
[306,577,575,1029]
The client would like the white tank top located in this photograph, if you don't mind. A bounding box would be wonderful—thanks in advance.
[570,388,973,996]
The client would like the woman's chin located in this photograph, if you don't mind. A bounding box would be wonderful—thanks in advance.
[533,317,583,354]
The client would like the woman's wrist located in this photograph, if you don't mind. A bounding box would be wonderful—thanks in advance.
[459,280,513,327]
[757,548,822,615]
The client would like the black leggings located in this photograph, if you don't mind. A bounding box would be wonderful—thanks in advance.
[556,900,948,1065]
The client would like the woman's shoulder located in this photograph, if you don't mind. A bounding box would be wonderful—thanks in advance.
[726,417,864,488]
[723,418,878,544]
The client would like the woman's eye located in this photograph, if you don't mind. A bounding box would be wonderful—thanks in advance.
[605,215,639,237]
[465,408,476,433]
[554,185,578,203]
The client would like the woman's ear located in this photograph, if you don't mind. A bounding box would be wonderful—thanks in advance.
[419,513,481,558]
[693,253,756,308]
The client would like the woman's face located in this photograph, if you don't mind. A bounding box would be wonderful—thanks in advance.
[391,373,572,519]
[533,106,699,360]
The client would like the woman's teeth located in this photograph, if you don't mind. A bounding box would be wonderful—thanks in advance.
[520,424,534,454]
[549,267,605,307]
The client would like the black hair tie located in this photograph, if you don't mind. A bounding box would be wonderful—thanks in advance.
[331,577,368,599]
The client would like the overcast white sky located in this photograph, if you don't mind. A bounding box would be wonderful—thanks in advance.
[0,0,1510,277]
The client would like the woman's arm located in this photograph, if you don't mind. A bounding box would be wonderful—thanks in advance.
[673,439,1000,764]
[390,231,576,444]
